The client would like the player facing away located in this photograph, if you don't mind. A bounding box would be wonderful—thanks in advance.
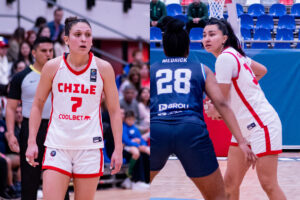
[202,18,286,200]
[26,17,123,200]
[150,17,257,200]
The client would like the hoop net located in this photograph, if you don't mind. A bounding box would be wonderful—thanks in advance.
[208,0,225,19]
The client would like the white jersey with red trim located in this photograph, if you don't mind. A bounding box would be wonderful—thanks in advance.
[45,52,104,149]
[216,47,279,135]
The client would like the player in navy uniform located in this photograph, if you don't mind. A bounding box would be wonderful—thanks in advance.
[150,17,257,199]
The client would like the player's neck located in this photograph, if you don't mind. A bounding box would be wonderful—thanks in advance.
[212,46,224,58]
[67,53,89,68]
[33,62,43,73]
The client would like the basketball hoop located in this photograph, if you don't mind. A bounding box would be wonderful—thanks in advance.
[208,0,225,19]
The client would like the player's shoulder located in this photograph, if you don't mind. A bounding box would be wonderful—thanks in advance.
[94,56,113,74]
[41,56,63,78]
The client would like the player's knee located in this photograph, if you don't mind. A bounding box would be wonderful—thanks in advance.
[224,173,240,191]
[131,147,140,160]
[260,179,278,194]
[5,157,12,167]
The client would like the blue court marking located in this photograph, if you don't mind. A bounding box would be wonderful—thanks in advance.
[169,156,300,162]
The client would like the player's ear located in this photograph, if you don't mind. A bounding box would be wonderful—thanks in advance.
[64,36,69,46]
[223,35,228,45]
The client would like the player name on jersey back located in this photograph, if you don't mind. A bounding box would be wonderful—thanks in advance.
[162,58,188,63]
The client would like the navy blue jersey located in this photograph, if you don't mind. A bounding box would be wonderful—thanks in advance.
[150,57,206,124]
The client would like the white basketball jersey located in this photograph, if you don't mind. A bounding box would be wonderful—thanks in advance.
[45,52,104,149]
[220,47,278,135]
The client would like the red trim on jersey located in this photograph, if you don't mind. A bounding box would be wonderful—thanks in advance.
[42,147,47,165]
[63,52,93,76]
[72,149,104,178]
[223,51,241,80]
[230,142,239,146]
[42,166,72,177]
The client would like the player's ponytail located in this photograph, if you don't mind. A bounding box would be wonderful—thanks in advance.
[162,16,190,57]
[64,16,91,36]
[206,18,245,57]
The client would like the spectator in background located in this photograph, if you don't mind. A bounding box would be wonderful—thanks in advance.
[121,110,150,190]
[10,60,26,80]
[18,41,34,66]
[37,25,51,38]
[0,157,9,199]
[32,16,47,33]
[137,87,150,135]
[54,29,68,57]
[0,37,13,85]
[0,115,20,198]
[186,0,208,32]
[150,0,167,29]
[123,49,144,75]
[119,67,141,98]
[140,63,150,88]
[26,30,37,48]
[120,84,140,126]
[7,27,25,62]
[47,7,64,41]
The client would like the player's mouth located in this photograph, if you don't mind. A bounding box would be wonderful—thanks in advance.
[79,45,87,49]
[204,44,211,49]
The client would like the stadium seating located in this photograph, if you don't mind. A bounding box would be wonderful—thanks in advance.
[174,14,188,23]
[236,3,244,16]
[274,28,293,48]
[189,27,203,49]
[166,3,183,16]
[241,27,252,40]
[269,3,286,18]
[277,15,296,31]
[252,28,271,48]
[255,14,274,31]
[291,3,300,18]
[248,3,265,17]
[240,14,254,30]
[150,27,162,48]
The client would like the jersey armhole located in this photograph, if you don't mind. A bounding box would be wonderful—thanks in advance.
[222,52,241,80]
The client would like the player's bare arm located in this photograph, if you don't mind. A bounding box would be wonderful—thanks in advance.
[5,98,20,153]
[96,57,123,174]
[250,59,267,81]
[204,66,257,167]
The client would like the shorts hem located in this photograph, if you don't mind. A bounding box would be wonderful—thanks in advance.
[42,165,72,177]
[73,172,103,178]
[186,164,219,178]
[256,150,282,157]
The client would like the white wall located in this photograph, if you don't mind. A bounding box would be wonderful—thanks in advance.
[0,0,149,41]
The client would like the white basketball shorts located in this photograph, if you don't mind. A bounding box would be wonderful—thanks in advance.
[42,147,104,178]
[231,114,282,157]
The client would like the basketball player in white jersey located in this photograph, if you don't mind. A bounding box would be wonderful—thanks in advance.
[203,18,286,200]
[26,17,123,199]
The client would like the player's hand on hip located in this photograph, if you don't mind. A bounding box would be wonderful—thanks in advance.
[5,132,20,153]
[239,142,257,169]
[204,101,222,120]
[110,149,123,175]
[25,143,39,167]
